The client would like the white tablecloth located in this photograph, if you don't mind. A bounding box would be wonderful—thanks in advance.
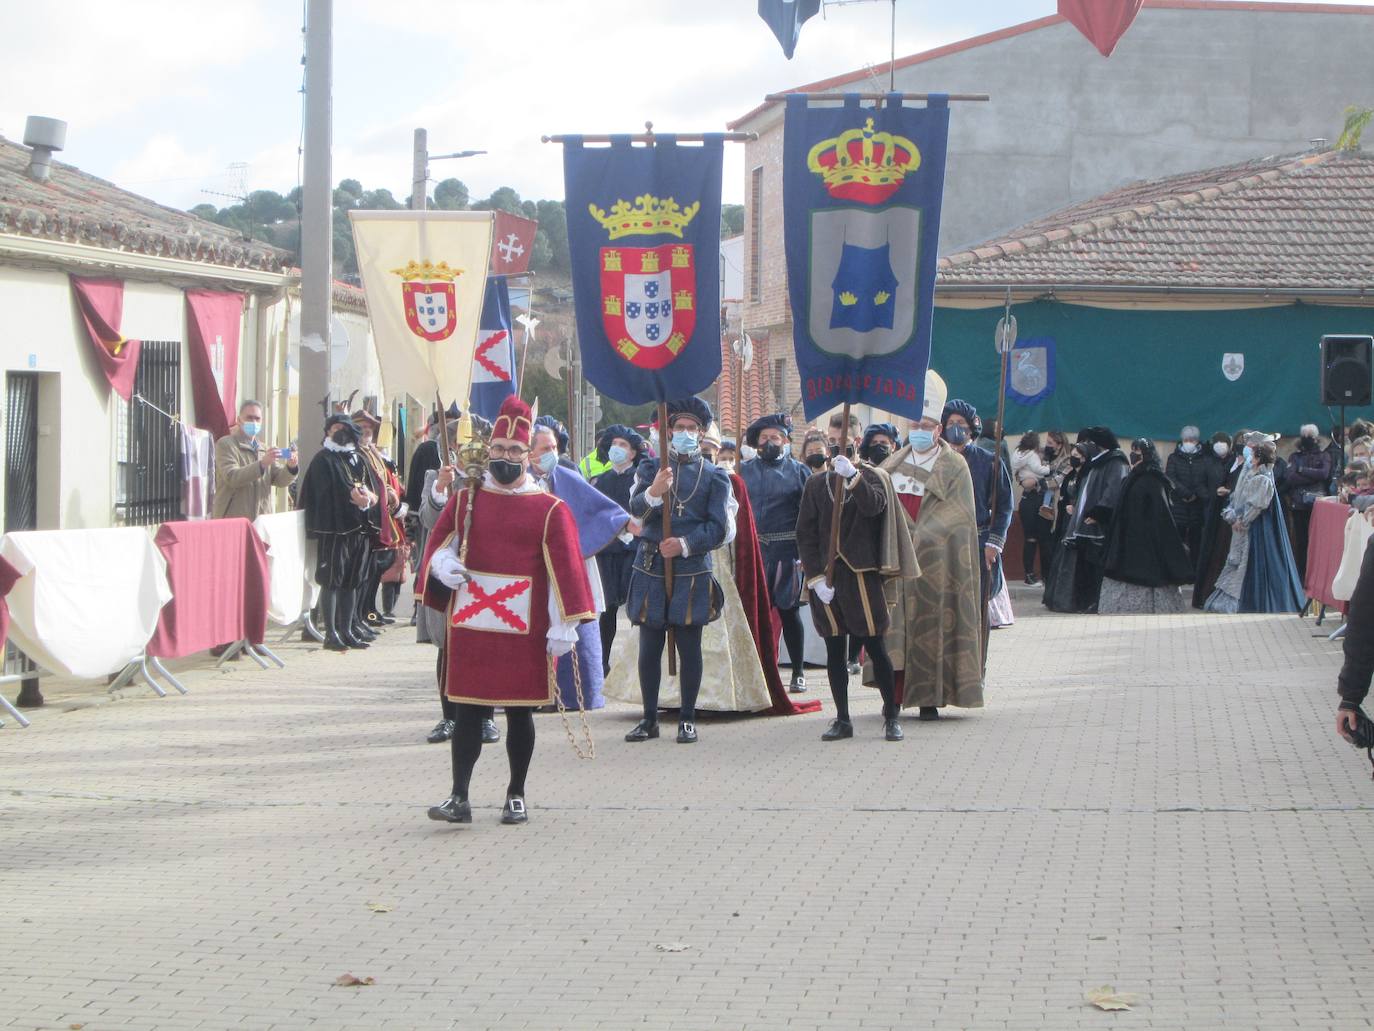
[0,528,172,678]
[1333,510,1374,602]
[252,511,319,625]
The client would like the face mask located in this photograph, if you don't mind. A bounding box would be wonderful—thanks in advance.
[909,429,936,453]
[607,445,630,466]
[1069,456,1084,470]
[805,453,827,469]
[943,423,969,446]
[759,442,784,463]
[488,459,523,485]
[1243,445,1254,465]
[536,450,559,475]
[331,432,353,447]
[1079,442,1101,460]
[1180,442,1198,454]
[719,459,736,472]
[1130,452,1143,466]
[671,430,699,455]
[1214,442,1230,458]
[866,445,891,464]
[242,420,261,437]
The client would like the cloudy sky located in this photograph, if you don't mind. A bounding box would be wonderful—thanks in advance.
[3,0,1370,212]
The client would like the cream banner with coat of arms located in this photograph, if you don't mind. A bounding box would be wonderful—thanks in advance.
[348,210,494,410]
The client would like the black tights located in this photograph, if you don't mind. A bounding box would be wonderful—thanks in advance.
[826,635,897,722]
[637,624,704,723]
[778,605,804,677]
[436,649,456,721]
[599,606,619,675]
[449,703,535,801]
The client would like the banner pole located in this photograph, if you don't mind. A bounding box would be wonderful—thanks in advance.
[825,401,852,587]
[982,293,1013,678]
[658,401,677,677]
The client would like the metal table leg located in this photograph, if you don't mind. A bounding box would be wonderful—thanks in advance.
[0,691,31,728]
[147,657,189,695]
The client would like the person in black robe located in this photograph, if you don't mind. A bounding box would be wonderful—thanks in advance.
[1099,439,1194,613]
[299,414,378,651]
[1043,427,1130,613]
[591,423,646,675]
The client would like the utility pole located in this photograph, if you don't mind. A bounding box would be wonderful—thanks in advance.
[299,0,333,469]
[411,128,427,211]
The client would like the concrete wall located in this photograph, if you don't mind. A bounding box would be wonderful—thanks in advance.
[0,263,285,530]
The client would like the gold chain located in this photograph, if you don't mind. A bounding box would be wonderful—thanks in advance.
[548,650,595,760]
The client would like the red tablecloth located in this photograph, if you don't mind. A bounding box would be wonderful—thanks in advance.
[146,518,270,658]
[1304,497,1351,612]
[0,555,21,655]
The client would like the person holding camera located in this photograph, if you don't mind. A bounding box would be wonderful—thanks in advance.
[213,399,298,519]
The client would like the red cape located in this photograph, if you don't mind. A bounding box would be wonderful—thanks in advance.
[730,472,821,716]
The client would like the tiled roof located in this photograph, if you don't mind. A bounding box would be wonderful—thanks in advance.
[0,136,286,271]
[716,333,777,437]
[936,149,1374,292]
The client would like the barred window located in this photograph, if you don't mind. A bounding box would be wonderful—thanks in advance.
[115,339,182,526]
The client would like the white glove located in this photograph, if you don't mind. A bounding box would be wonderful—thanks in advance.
[810,578,835,605]
[831,454,857,480]
[547,622,578,657]
[739,444,757,462]
[429,549,469,589]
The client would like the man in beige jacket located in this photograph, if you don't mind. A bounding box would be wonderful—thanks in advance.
[213,399,298,520]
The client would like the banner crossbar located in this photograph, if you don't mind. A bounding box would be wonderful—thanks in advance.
[542,121,756,145]
[765,91,990,103]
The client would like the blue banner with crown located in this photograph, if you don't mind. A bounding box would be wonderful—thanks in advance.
[783,93,950,423]
[562,136,724,404]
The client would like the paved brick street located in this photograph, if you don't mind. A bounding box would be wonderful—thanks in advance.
[4,592,1374,1030]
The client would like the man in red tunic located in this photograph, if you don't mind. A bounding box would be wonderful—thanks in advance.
[418,395,595,826]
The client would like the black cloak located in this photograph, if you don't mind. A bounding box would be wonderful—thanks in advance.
[1103,464,1194,587]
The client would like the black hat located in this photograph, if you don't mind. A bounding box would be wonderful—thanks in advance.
[861,422,899,453]
[596,423,645,463]
[745,412,793,448]
[534,414,570,454]
[666,396,713,430]
[1078,426,1118,452]
[324,414,360,440]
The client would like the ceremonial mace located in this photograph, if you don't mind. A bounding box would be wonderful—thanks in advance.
[982,290,1015,678]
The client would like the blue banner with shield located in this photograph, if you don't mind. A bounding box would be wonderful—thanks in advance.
[782,93,950,423]
[563,136,724,404]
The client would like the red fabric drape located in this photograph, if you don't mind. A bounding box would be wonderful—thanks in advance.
[70,277,142,402]
[730,472,821,716]
[1058,0,1144,57]
[185,289,245,439]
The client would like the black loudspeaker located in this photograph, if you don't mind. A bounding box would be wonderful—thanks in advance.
[1321,335,1374,406]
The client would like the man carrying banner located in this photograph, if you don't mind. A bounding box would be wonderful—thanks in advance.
[796,425,916,742]
[874,370,984,720]
[740,413,811,694]
[419,394,595,826]
[623,397,732,744]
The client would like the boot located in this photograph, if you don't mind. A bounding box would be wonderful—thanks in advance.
[320,589,349,652]
[337,589,370,649]
[350,587,377,641]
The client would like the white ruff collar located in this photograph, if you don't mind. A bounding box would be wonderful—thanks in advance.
[323,438,355,453]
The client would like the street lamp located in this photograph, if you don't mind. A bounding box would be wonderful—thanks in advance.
[411,128,486,210]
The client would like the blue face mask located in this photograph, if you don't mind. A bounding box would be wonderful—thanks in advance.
[536,450,559,475]
[1243,445,1254,465]
[242,421,261,437]
[944,423,969,447]
[909,429,936,453]
[672,430,699,455]
[607,444,630,466]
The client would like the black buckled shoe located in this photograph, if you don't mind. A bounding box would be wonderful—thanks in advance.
[625,719,659,743]
[426,796,471,824]
[501,796,528,824]
[884,718,904,742]
[481,719,501,744]
[676,720,698,744]
[821,718,854,741]
[427,719,455,744]
[918,707,940,722]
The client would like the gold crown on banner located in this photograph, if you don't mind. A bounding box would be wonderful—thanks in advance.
[588,195,700,240]
[390,259,463,281]
[806,118,921,205]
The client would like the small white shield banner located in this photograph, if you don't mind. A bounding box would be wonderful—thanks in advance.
[1222,353,1244,382]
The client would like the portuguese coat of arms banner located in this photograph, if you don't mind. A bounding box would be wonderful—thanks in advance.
[562,135,723,404]
[349,210,494,409]
[783,93,950,424]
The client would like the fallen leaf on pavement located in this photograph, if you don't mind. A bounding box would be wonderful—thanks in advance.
[334,973,376,987]
[654,942,690,953]
[366,901,393,913]
[1086,985,1139,1011]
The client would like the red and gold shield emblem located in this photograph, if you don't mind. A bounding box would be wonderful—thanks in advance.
[598,244,696,370]
[402,281,457,343]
